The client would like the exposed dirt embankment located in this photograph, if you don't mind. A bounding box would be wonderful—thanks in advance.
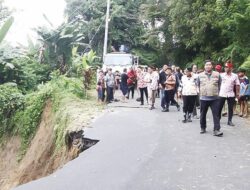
[0,95,104,190]
[0,136,21,189]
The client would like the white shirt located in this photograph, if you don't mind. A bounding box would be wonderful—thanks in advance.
[219,72,240,97]
[181,75,198,96]
[145,71,159,90]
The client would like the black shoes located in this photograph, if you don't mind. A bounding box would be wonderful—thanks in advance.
[162,107,169,112]
[200,128,206,134]
[213,130,223,137]
[182,119,187,123]
[227,121,235,126]
[182,113,192,123]
[200,129,223,137]
[182,114,187,123]
[149,106,155,110]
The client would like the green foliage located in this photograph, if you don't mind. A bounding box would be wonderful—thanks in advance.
[54,111,69,151]
[36,20,88,72]
[2,0,250,157]
[51,75,85,99]
[0,72,86,154]
[0,83,24,138]
[0,56,51,92]
[13,84,53,152]
[71,48,98,76]
[132,48,159,65]
[240,55,250,71]
[11,57,51,92]
[64,0,158,63]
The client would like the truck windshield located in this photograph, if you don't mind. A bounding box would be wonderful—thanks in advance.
[104,55,133,66]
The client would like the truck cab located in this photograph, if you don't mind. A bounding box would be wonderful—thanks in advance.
[102,53,139,73]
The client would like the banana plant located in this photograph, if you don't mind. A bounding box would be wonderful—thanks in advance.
[0,16,14,44]
[0,16,15,69]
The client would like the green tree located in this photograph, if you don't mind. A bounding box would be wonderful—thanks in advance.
[64,0,161,65]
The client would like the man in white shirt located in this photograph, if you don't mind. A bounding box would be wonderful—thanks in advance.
[145,66,159,110]
[105,69,115,103]
[218,61,240,126]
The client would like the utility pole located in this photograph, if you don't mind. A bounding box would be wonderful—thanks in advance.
[103,0,111,61]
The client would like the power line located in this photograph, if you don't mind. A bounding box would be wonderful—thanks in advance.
[89,18,106,47]
[82,16,106,54]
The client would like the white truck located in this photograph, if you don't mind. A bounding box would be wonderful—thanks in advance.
[102,53,139,73]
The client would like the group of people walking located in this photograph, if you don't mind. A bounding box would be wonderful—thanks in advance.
[97,60,250,137]
[179,60,249,136]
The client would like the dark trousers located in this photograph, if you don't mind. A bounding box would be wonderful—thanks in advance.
[170,89,177,105]
[165,89,179,108]
[218,97,235,122]
[193,94,200,116]
[157,88,160,98]
[183,96,197,113]
[101,88,106,102]
[200,99,221,131]
[139,87,148,104]
[107,86,114,102]
[160,89,166,108]
[128,85,135,99]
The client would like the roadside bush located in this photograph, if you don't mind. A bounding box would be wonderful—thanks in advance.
[13,83,53,151]
[12,57,51,92]
[12,74,85,153]
[1,57,51,93]
[0,83,24,138]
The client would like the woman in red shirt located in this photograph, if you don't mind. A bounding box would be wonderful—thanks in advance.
[127,67,137,99]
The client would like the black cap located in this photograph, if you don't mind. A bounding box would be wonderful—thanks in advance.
[186,67,192,72]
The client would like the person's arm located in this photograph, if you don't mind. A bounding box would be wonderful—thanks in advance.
[197,76,200,93]
[235,77,240,98]
[104,75,109,88]
[159,73,162,88]
[144,74,151,83]
[178,78,184,97]
[218,75,222,92]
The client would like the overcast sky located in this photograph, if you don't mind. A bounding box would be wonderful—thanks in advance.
[4,0,66,45]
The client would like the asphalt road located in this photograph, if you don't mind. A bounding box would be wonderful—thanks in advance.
[14,96,250,190]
